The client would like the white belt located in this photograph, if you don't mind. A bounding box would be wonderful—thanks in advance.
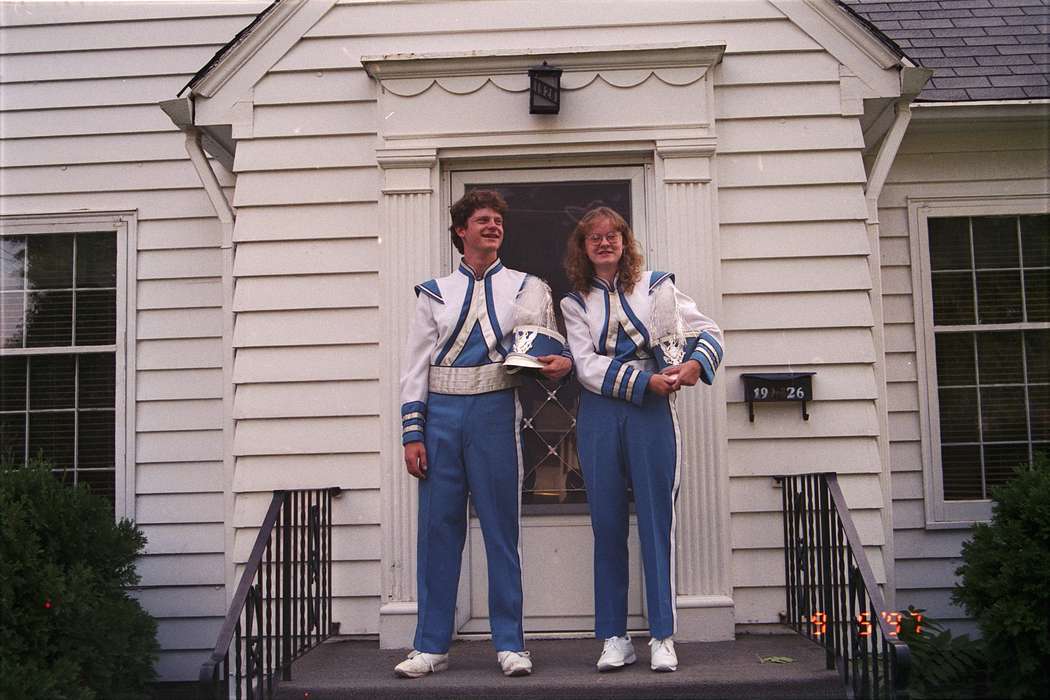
[429,363,521,395]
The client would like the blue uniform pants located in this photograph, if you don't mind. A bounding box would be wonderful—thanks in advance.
[414,389,524,653]
[576,389,680,639]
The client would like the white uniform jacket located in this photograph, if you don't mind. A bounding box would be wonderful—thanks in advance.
[560,271,724,406]
[399,258,569,445]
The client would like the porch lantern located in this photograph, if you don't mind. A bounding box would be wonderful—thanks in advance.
[528,62,562,114]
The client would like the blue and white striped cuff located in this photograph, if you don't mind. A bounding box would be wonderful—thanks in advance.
[401,401,426,445]
[689,331,723,386]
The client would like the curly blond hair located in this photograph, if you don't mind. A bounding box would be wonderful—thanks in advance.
[564,207,643,294]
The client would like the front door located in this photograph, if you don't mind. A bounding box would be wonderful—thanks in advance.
[449,166,651,634]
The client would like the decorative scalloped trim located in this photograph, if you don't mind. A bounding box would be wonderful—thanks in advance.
[382,66,708,97]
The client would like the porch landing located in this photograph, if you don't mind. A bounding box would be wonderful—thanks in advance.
[274,633,845,699]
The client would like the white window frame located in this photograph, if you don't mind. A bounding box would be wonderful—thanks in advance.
[0,212,137,521]
[909,195,1049,527]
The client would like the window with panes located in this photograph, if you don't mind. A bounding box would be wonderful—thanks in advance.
[928,214,1048,500]
[1,230,118,501]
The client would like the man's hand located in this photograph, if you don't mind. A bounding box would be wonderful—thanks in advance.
[537,355,572,381]
[647,373,680,397]
[404,442,428,479]
[662,359,701,387]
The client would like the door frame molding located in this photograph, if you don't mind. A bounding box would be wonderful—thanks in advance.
[369,43,733,648]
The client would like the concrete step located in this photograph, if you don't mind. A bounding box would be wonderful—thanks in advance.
[274,633,846,700]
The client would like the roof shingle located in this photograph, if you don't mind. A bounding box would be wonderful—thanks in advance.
[840,0,1050,100]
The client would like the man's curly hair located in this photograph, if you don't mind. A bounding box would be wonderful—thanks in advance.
[449,189,508,254]
[564,207,643,294]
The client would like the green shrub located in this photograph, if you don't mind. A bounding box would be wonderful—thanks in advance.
[896,606,987,699]
[952,452,1050,700]
[0,459,159,700]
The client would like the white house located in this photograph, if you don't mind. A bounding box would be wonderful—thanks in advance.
[1,0,1045,685]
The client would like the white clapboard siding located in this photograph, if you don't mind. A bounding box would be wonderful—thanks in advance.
[730,473,887,514]
[139,249,224,280]
[722,256,871,294]
[720,116,865,154]
[137,462,224,495]
[233,202,378,241]
[234,133,378,171]
[138,218,223,250]
[721,221,871,260]
[315,0,785,37]
[721,184,870,224]
[137,430,224,464]
[0,133,190,167]
[233,416,381,457]
[723,290,874,330]
[234,273,380,312]
[273,19,818,73]
[233,345,381,383]
[718,150,867,189]
[729,437,881,475]
[233,239,378,276]
[138,308,224,340]
[1,75,187,111]
[1,104,182,138]
[231,491,383,537]
[0,14,252,53]
[232,309,379,347]
[0,2,261,26]
[1,189,232,220]
[0,45,221,82]
[138,338,224,371]
[139,279,223,310]
[733,508,885,549]
[0,160,234,196]
[252,68,375,106]
[235,380,380,419]
[133,586,227,619]
[138,400,224,432]
[879,123,1049,633]
[727,401,879,439]
[231,166,379,207]
[729,328,877,365]
[232,454,381,492]
[141,523,225,555]
[716,83,843,120]
[0,2,262,680]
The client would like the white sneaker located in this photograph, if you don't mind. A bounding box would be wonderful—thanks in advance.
[497,650,533,676]
[394,650,449,678]
[596,634,637,672]
[649,637,678,672]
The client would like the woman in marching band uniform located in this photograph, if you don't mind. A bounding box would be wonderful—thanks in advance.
[560,207,724,673]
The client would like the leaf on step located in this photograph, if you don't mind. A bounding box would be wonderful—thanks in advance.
[758,655,796,664]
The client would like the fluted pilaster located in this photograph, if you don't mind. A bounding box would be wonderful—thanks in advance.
[655,139,734,640]
[377,149,438,647]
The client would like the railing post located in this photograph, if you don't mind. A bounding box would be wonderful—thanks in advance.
[281,491,293,682]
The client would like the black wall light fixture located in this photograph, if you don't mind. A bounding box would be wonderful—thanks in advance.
[528,62,562,114]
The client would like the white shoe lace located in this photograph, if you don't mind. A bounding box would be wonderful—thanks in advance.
[650,638,674,656]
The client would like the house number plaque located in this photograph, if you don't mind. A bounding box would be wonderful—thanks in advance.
[741,372,815,422]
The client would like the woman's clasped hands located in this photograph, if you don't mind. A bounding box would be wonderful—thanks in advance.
[655,359,703,395]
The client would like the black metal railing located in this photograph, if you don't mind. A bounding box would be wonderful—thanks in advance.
[199,488,340,700]
[781,472,911,700]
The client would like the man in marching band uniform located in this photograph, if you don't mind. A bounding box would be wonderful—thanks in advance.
[561,207,723,673]
[395,190,572,679]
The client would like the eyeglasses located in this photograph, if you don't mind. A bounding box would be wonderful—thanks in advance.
[585,232,622,245]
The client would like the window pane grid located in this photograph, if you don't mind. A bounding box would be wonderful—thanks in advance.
[1,230,116,501]
[930,213,1048,501]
